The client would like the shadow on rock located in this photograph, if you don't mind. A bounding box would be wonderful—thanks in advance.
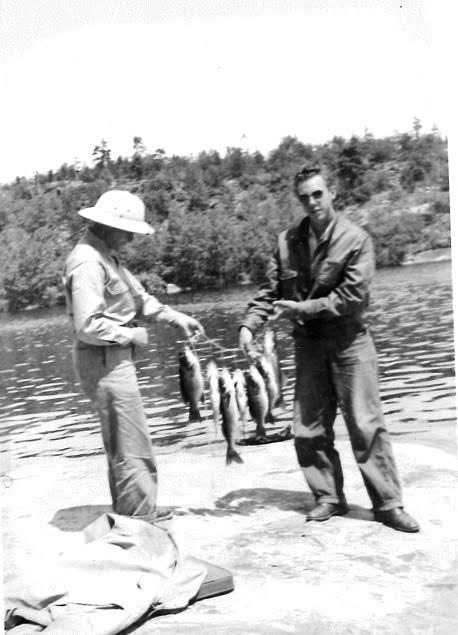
[174,488,311,517]
[216,488,309,514]
[345,505,374,522]
[50,498,375,528]
[50,504,112,531]
[176,489,375,522]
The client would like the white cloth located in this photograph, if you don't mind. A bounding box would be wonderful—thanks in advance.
[5,513,207,634]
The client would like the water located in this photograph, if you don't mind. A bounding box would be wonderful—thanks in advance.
[0,261,455,467]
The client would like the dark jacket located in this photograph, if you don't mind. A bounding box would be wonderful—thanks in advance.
[241,214,375,339]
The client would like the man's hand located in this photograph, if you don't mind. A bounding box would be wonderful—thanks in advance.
[172,311,205,340]
[239,326,259,362]
[131,326,149,347]
[272,300,301,320]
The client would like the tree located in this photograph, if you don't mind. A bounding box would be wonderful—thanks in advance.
[413,117,422,139]
[92,139,112,170]
[133,136,146,155]
[0,127,451,310]
[223,147,245,180]
[0,225,70,310]
[197,150,223,190]
[131,136,147,179]
[267,136,314,189]
[367,209,424,266]
[335,136,371,206]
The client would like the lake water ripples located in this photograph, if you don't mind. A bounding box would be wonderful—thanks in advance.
[0,261,455,468]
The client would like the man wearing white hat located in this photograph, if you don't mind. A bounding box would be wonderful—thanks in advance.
[64,190,204,523]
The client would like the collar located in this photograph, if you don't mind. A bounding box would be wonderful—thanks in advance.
[292,216,310,246]
[294,215,337,246]
[83,228,114,259]
[318,216,337,245]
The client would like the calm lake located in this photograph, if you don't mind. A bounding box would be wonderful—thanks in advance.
[0,261,455,469]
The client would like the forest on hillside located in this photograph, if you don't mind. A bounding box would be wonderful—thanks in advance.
[0,119,450,312]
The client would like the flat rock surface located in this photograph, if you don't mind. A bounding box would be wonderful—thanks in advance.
[2,437,457,634]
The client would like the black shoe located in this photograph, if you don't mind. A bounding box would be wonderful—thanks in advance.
[374,507,420,533]
[306,502,348,522]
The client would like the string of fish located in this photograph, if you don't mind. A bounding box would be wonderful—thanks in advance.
[178,329,285,465]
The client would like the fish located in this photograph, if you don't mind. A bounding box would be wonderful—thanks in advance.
[218,368,244,465]
[232,368,248,433]
[179,345,204,422]
[206,360,221,432]
[263,327,285,407]
[256,355,280,423]
[245,364,269,438]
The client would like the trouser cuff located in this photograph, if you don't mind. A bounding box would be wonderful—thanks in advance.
[372,500,403,512]
[317,495,344,505]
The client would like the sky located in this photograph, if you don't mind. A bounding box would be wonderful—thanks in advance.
[0,0,455,184]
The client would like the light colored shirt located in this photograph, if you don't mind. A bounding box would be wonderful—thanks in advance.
[63,229,173,347]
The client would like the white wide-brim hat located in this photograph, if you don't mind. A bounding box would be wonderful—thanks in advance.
[78,190,154,234]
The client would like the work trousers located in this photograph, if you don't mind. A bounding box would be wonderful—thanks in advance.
[293,328,403,512]
[73,344,158,522]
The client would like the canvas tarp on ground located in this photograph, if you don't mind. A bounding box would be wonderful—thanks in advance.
[5,513,207,634]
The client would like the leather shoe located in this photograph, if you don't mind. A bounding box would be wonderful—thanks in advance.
[374,507,420,533]
[306,502,348,522]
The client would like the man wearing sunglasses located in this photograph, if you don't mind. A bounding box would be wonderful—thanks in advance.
[239,164,419,533]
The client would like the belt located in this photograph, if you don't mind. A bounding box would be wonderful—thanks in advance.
[74,320,138,351]
[75,342,135,368]
[75,341,133,351]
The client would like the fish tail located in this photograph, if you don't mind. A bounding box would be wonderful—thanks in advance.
[188,406,202,422]
[226,446,244,465]
[255,422,267,437]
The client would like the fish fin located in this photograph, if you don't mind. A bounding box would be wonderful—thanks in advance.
[226,447,244,465]
[255,423,267,437]
[188,406,202,422]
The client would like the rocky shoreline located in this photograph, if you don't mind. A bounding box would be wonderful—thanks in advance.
[402,247,452,265]
[2,425,457,634]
